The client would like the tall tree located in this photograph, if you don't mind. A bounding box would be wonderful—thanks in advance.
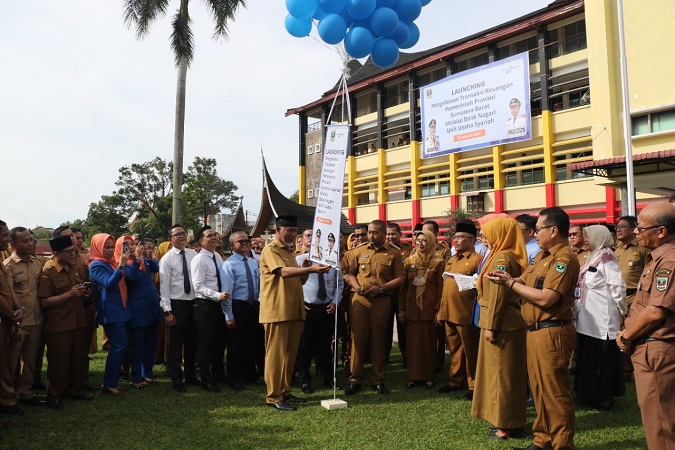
[123,0,248,225]
[85,194,130,236]
[182,156,239,228]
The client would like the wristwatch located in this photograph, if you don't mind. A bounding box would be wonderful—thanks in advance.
[379,287,385,295]
[620,335,631,346]
[164,311,172,317]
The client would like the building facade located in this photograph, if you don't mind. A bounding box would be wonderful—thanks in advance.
[287,0,675,235]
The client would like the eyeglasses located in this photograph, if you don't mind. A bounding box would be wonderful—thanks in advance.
[303,233,313,238]
[353,233,367,238]
[635,225,661,234]
[535,225,554,233]
[171,232,187,238]
[415,239,428,245]
[615,225,631,230]
[568,232,580,237]
[234,239,250,245]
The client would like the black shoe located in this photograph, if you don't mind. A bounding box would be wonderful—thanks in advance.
[229,382,245,391]
[171,382,187,393]
[283,394,307,403]
[510,445,543,450]
[373,383,390,395]
[19,396,46,406]
[33,381,47,390]
[248,378,265,386]
[83,383,100,391]
[69,393,94,401]
[526,395,534,408]
[463,390,474,401]
[323,380,342,390]
[344,382,362,395]
[202,383,221,393]
[0,405,23,416]
[213,376,226,383]
[591,399,614,411]
[119,373,130,382]
[267,401,296,411]
[185,377,201,386]
[301,384,314,394]
[47,400,64,410]
[437,385,463,394]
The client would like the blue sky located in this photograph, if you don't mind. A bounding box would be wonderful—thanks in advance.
[0,0,549,229]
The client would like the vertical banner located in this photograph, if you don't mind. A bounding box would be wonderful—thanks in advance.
[309,124,349,268]
[420,52,531,158]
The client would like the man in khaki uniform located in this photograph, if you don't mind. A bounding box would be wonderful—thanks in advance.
[38,235,92,409]
[1,227,46,416]
[385,222,412,365]
[437,221,482,399]
[614,215,650,381]
[345,220,405,395]
[259,216,329,411]
[617,202,675,450]
[568,225,587,265]
[487,207,579,450]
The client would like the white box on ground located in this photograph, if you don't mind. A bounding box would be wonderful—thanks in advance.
[321,398,348,410]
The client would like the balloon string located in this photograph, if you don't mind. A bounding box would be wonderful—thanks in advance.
[326,44,352,126]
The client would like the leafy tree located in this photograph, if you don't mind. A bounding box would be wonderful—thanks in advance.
[123,0,248,225]
[443,208,480,238]
[85,194,130,236]
[182,156,239,230]
[289,190,300,203]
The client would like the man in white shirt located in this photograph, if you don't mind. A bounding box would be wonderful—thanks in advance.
[159,224,199,393]
[506,97,527,137]
[516,214,542,265]
[191,226,233,393]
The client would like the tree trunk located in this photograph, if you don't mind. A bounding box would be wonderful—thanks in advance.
[172,56,188,225]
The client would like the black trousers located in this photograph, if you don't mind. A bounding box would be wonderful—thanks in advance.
[195,299,225,385]
[227,300,265,384]
[385,295,407,364]
[298,303,335,386]
[167,299,197,382]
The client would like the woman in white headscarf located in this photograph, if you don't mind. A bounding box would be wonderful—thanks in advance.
[573,225,627,411]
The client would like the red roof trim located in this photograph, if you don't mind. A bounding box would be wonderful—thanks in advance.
[569,149,675,171]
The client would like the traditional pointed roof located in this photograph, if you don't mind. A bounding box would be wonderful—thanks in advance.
[250,154,353,237]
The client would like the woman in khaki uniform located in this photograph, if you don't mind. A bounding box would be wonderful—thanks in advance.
[399,230,444,388]
[471,217,529,440]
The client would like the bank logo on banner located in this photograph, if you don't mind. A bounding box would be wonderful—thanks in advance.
[420,52,531,159]
[309,124,349,268]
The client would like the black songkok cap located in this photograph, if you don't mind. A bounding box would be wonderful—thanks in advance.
[275,215,297,227]
[455,221,477,236]
[327,233,335,241]
[413,223,424,232]
[50,235,73,252]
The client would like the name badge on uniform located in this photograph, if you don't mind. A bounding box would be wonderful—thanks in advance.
[496,265,506,271]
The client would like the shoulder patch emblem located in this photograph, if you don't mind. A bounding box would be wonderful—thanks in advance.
[656,268,672,277]
[656,277,668,292]
[555,263,567,273]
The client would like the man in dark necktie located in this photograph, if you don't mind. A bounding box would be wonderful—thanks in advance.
[220,231,265,390]
[295,229,344,394]
[190,226,233,393]
[159,225,199,393]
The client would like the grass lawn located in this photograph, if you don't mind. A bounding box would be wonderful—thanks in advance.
[2,339,647,450]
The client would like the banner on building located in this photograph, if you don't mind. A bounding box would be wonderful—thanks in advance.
[420,52,531,158]
[309,124,349,268]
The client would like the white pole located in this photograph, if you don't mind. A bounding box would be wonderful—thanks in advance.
[617,0,636,216]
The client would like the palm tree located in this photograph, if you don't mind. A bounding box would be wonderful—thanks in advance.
[123,0,247,224]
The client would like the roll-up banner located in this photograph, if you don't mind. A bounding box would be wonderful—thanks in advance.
[420,52,531,159]
[309,124,349,268]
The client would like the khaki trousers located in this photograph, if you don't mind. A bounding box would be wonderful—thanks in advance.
[349,296,390,385]
[45,328,86,400]
[632,340,675,450]
[0,325,41,405]
[264,320,302,403]
[443,322,480,390]
[527,323,577,450]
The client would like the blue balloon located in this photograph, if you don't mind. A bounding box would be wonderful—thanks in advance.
[286,0,317,20]
[420,0,431,5]
[391,21,409,46]
[370,7,399,37]
[377,0,397,7]
[339,8,356,28]
[285,14,313,38]
[318,14,348,45]
[344,27,375,58]
[371,38,399,67]
[393,0,421,22]
[399,21,419,48]
[318,0,347,14]
[313,6,329,20]
[347,0,377,20]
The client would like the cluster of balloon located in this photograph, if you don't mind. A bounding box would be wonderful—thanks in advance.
[285,0,433,68]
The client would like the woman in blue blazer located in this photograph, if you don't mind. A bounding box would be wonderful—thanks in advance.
[125,241,163,388]
[89,234,132,396]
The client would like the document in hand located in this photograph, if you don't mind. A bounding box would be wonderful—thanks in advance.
[442,272,478,291]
